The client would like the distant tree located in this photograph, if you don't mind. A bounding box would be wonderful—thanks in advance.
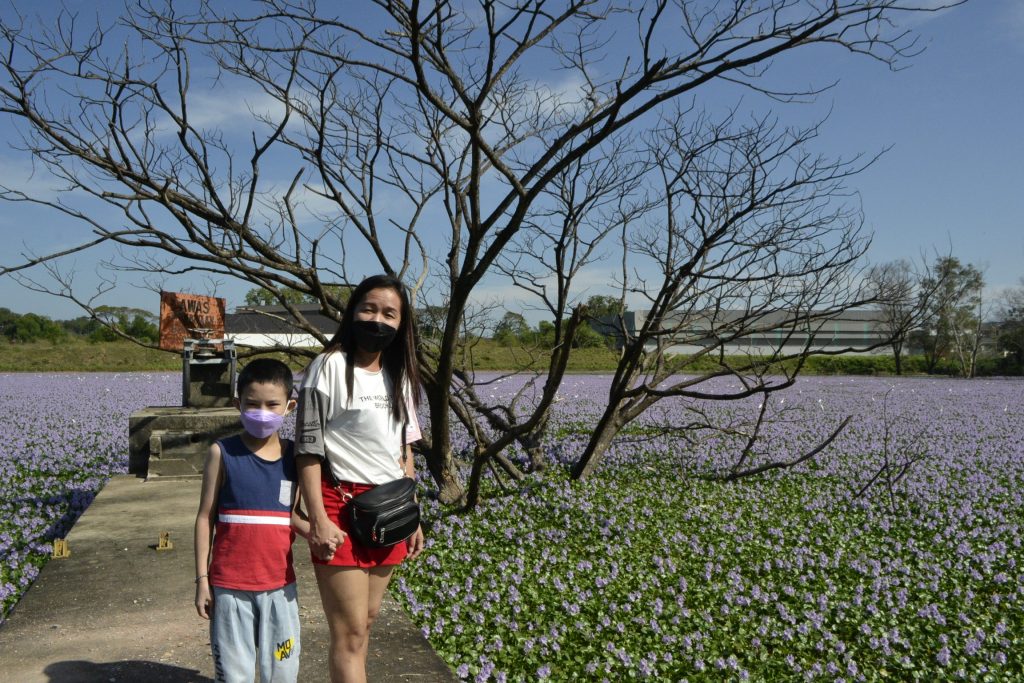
[584,295,625,319]
[243,287,314,307]
[416,305,448,340]
[0,307,16,339]
[866,257,953,375]
[866,261,916,374]
[5,312,65,343]
[494,312,530,346]
[583,294,627,345]
[912,257,984,376]
[572,322,609,349]
[534,320,557,349]
[90,306,158,343]
[996,279,1024,373]
[243,284,351,308]
[61,316,102,336]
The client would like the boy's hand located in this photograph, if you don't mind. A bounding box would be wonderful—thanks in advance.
[195,580,213,620]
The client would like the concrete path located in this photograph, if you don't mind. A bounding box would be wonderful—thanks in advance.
[0,475,456,682]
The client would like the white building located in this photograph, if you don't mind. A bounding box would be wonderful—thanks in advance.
[225,304,337,349]
[596,309,891,356]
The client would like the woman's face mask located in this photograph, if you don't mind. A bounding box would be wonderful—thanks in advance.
[352,319,398,353]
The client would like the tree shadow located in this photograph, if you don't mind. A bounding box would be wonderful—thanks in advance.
[43,659,213,682]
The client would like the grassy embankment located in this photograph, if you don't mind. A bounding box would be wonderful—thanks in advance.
[0,338,624,373]
[1,338,929,375]
[0,339,181,372]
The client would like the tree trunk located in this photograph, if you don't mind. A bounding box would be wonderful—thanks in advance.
[571,405,627,480]
[421,366,466,505]
[422,408,465,504]
[525,412,550,472]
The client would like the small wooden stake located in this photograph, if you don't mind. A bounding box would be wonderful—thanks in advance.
[52,538,71,559]
[156,531,174,551]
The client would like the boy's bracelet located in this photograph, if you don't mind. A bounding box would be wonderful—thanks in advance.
[195,574,209,584]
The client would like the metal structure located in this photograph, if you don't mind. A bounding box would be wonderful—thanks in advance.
[181,329,237,408]
[129,329,240,477]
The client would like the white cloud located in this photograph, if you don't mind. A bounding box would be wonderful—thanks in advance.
[0,155,66,203]
[187,90,277,129]
[891,0,964,28]
[140,80,315,145]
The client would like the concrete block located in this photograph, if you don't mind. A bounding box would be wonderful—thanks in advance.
[128,406,239,478]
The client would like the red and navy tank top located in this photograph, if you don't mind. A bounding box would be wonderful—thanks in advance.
[208,435,297,591]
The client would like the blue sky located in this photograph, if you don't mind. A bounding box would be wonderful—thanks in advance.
[0,0,1021,321]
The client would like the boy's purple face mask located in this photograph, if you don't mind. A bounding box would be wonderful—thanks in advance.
[240,409,284,439]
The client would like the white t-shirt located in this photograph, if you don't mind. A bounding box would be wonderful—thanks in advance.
[296,351,422,485]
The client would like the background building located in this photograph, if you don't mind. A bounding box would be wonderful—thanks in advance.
[595,309,891,356]
[225,304,336,349]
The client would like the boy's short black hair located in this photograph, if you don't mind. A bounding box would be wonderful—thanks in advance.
[236,358,294,398]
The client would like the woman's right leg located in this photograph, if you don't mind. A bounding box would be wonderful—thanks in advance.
[314,564,371,683]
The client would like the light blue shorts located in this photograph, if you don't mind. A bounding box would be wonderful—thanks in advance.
[211,582,301,683]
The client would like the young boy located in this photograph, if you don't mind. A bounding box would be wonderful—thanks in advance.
[194,358,332,683]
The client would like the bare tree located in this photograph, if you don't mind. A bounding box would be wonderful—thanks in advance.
[571,111,882,479]
[864,254,959,375]
[995,279,1024,371]
[865,260,916,374]
[0,0,964,505]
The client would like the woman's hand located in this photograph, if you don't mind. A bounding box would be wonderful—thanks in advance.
[406,525,425,560]
[309,516,346,561]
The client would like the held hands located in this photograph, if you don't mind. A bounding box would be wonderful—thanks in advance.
[321,536,340,562]
[309,516,345,562]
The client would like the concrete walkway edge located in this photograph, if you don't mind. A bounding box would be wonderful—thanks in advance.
[0,475,456,682]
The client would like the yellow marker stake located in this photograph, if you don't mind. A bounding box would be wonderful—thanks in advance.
[156,531,174,551]
[52,538,70,558]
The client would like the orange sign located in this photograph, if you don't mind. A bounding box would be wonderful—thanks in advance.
[158,291,226,351]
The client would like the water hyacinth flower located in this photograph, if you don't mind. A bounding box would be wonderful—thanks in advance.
[392,374,1024,680]
[1,372,177,622]
[4,372,1024,681]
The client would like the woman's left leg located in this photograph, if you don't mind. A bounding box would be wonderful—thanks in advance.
[364,565,395,648]
[315,564,395,683]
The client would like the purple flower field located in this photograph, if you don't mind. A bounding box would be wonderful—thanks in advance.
[394,374,1024,681]
[0,372,176,620]
[1,372,1022,681]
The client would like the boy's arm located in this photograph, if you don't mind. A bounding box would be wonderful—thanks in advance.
[294,371,345,558]
[290,487,311,539]
[193,443,224,619]
[296,454,344,559]
[290,486,338,559]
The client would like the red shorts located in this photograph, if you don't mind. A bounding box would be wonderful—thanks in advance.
[312,477,409,568]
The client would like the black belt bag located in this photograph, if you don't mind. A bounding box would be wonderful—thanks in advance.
[348,477,420,548]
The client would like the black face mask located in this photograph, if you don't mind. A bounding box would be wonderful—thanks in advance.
[352,319,398,353]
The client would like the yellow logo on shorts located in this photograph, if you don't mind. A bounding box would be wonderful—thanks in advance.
[275,637,295,661]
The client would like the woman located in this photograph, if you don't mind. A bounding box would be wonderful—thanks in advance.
[295,274,424,683]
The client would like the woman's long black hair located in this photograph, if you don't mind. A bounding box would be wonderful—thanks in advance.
[321,274,421,423]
